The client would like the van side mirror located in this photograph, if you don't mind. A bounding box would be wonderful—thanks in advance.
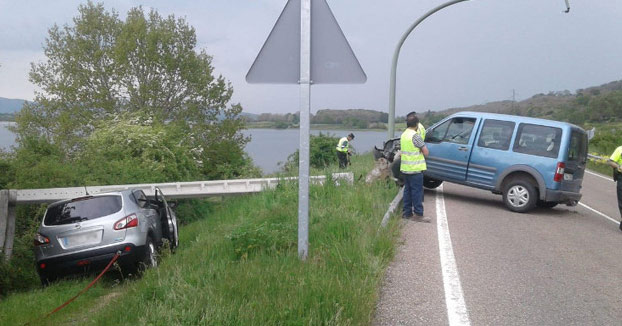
[169,201,178,209]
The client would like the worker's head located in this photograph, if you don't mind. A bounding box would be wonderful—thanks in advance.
[406,112,419,128]
[347,133,355,141]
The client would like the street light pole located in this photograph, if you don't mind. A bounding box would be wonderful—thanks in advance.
[388,0,471,139]
[387,0,572,138]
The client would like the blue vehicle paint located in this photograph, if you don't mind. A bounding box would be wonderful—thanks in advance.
[416,111,587,212]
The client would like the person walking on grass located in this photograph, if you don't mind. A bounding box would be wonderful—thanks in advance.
[336,133,354,169]
[400,112,430,223]
[607,145,622,230]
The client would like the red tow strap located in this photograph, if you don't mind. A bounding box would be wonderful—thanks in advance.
[24,251,121,325]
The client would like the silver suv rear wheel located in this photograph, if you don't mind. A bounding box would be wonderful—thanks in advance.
[145,238,158,268]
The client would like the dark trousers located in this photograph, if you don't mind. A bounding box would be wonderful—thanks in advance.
[403,173,424,217]
[617,177,622,218]
[337,151,348,168]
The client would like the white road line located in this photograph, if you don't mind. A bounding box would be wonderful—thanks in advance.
[579,202,620,225]
[436,185,471,326]
[585,170,614,182]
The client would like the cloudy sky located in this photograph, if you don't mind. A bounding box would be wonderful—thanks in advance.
[0,0,621,116]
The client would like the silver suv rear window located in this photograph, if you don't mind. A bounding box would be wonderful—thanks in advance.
[44,195,122,226]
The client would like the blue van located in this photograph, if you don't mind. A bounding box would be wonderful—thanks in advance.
[388,112,588,213]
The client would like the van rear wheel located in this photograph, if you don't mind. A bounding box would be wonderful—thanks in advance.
[502,179,537,213]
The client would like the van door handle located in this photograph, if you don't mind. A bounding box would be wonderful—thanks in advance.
[457,146,469,152]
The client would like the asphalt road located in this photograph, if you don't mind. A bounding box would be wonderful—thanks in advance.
[374,170,622,326]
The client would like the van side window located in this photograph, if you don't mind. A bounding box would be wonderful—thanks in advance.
[477,119,515,150]
[427,118,476,144]
[443,118,476,144]
[427,119,452,143]
[513,123,562,158]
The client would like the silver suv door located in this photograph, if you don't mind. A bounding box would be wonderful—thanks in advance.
[155,188,178,250]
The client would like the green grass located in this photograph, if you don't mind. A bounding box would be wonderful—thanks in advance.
[0,154,402,325]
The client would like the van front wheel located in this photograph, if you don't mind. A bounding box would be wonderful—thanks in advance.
[503,179,537,213]
[423,177,443,189]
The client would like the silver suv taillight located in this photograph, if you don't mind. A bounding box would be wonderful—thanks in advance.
[34,233,50,246]
[114,214,138,230]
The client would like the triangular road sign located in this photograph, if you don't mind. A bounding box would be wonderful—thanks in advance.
[246,0,366,84]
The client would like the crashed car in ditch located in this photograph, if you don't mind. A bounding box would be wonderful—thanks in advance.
[33,187,178,284]
[373,112,587,213]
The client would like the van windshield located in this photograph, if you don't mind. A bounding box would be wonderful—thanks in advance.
[44,195,122,226]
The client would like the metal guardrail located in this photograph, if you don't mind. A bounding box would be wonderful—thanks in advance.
[588,153,607,162]
[0,172,353,260]
[13,172,354,204]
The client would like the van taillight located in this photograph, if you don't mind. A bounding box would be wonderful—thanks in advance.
[34,233,50,246]
[554,162,565,182]
[114,214,138,230]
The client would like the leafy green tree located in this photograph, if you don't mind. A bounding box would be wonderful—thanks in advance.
[15,2,254,179]
[283,133,341,171]
[77,116,203,185]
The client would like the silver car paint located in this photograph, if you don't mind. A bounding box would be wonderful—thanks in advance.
[35,190,161,262]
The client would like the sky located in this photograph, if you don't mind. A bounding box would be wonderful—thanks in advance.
[0,0,621,117]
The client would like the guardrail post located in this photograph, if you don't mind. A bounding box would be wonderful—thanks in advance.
[4,190,17,260]
[0,189,8,257]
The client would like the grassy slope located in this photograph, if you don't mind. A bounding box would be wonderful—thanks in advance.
[0,154,402,325]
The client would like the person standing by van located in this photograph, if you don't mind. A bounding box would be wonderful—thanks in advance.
[336,133,354,169]
[401,112,430,222]
[607,145,622,229]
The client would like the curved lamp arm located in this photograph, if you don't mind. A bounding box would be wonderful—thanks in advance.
[387,0,572,138]
[388,0,471,138]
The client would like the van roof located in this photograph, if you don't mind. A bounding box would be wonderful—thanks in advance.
[449,111,585,132]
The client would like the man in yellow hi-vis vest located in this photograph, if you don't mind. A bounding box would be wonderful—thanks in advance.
[336,133,354,168]
[400,112,430,223]
[607,145,622,230]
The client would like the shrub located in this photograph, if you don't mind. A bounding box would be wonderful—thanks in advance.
[282,133,341,171]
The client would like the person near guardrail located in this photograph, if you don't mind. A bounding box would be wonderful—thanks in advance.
[400,112,430,223]
[607,145,622,229]
[336,133,355,169]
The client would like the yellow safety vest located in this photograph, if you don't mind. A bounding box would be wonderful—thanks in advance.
[417,123,426,140]
[400,128,426,173]
[336,137,349,153]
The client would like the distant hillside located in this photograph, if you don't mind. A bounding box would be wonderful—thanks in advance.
[0,97,27,114]
[424,80,622,126]
[312,109,387,129]
[241,112,259,121]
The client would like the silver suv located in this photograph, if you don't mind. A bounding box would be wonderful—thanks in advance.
[34,188,178,284]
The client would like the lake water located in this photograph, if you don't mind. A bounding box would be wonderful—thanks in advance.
[0,124,388,174]
[242,129,388,173]
[0,122,16,151]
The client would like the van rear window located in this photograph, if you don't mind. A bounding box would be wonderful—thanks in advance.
[44,195,122,226]
[568,130,587,162]
[513,124,562,158]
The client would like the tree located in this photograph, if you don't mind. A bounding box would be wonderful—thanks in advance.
[15,2,254,179]
[283,133,340,171]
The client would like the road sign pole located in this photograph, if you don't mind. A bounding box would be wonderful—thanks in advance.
[246,0,366,260]
[298,0,311,260]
